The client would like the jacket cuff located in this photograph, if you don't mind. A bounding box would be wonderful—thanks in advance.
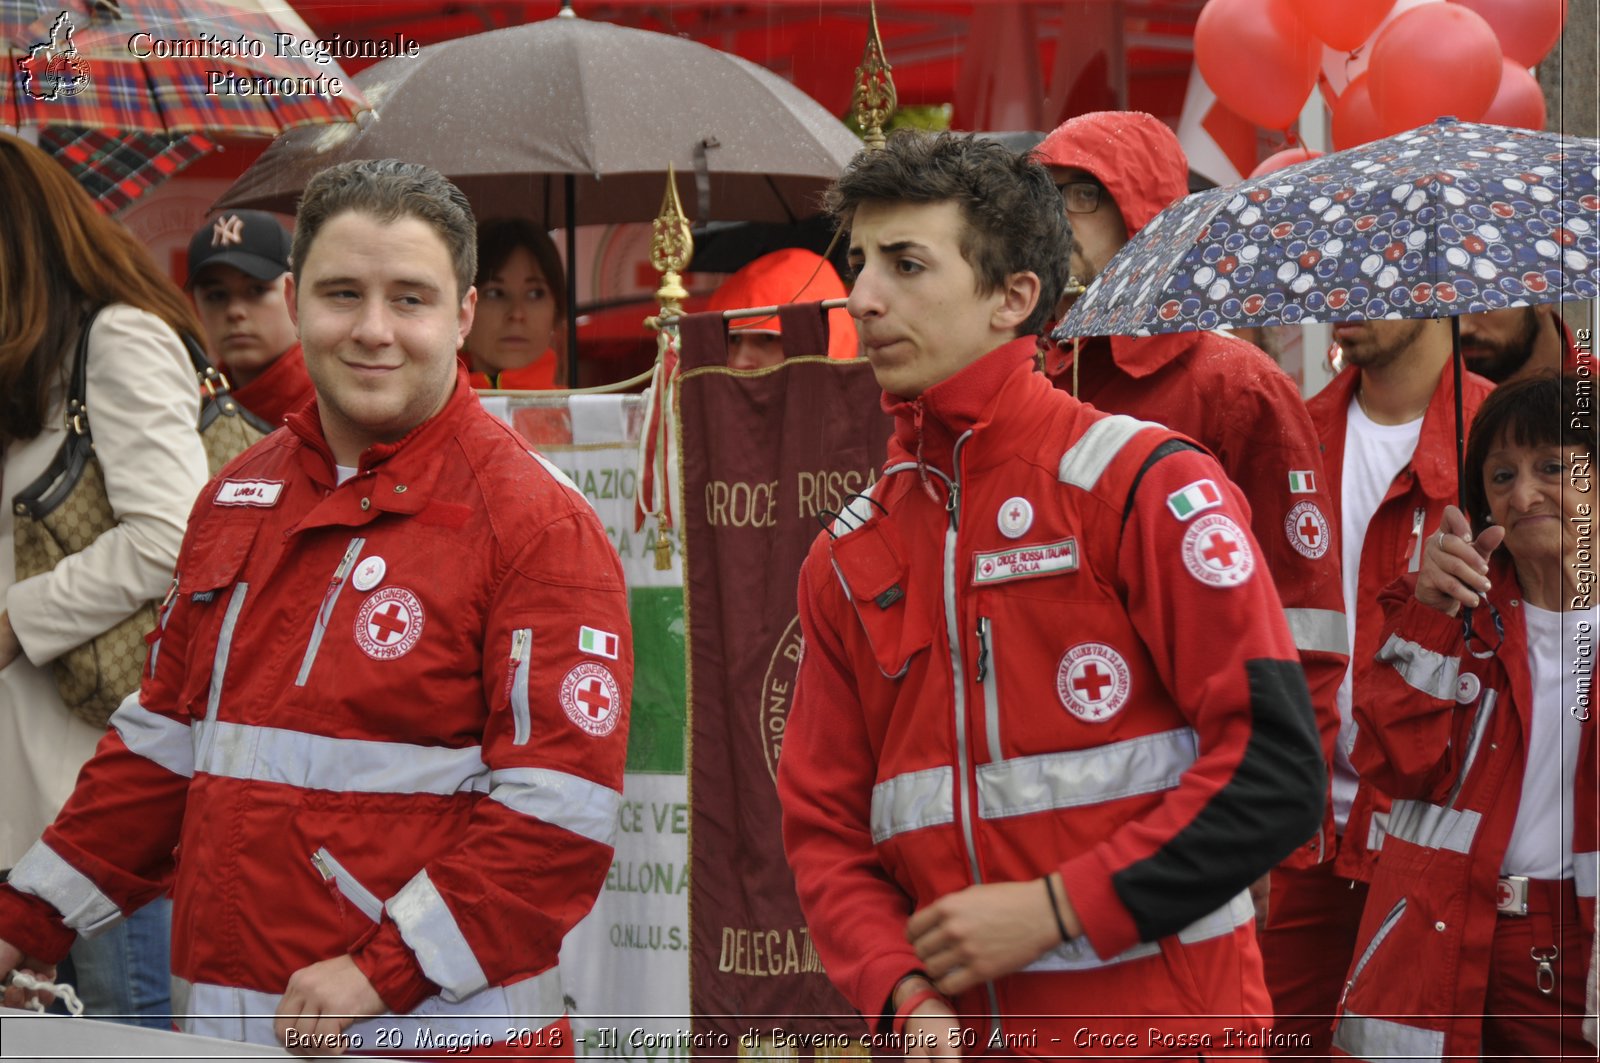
[6,577,61,668]
[350,919,438,1015]
[1392,594,1468,653]
[861,950,926,1035]
[1058,850,1139,958]
[0,884,77,964]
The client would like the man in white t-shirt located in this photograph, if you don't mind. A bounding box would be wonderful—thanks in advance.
[1258,317,1494,1056]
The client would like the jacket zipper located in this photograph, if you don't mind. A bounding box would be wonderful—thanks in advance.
[1445,688,1497,809]
[508,628,533,745]
[939,430,1001,1029]
[311,847,384,922]
[977,617,1001,761]
[1407,506,1426,573]
[1340,897,1406,1007]
[296,536,366,687]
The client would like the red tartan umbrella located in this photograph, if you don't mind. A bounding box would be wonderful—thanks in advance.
[39,125,216,213]
[3,0,368,136]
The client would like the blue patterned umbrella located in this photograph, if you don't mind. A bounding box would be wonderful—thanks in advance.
[1055,118,1600,339]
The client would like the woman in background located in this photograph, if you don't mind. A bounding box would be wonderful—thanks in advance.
[1334,372,1597,1061]
[0,133,209,1027]
[465,218,567,390]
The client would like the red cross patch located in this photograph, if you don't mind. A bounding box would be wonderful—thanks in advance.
[1181,514,1255,588]
[1284,501,1331,560]
[354,587,424,660]
[1055,642,1131,723]
[561,662,622,737]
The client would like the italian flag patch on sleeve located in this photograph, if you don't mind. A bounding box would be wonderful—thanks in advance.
[1166,479,1222,521]
[1288,470,1317,493]
[579,626,620,659]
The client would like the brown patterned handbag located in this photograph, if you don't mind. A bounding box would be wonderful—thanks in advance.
[10,308,270,727]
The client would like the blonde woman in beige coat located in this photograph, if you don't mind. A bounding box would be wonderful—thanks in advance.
[0,134,209,1027]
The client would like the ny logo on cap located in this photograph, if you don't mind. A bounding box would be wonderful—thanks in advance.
[211,215,245,248]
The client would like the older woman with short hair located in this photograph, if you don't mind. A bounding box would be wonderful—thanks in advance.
[1334,372,1597,1061]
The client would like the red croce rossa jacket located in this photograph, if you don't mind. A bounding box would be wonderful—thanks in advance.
[778,339,1325,1052]
[0,370,632,1050]
[1332,569,1598,1060]
[1307,362,1494,878]
[1037,112,1347,864]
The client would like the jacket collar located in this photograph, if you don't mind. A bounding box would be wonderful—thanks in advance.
[883,337,1040,479]
[1051,333,1190,380]
[1321,362,1465,502]
[285,365,475,525]
[229,341,312,425]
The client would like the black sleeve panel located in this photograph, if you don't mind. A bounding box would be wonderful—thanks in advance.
[1121,439,1201,527]
[1111,657,1325,941]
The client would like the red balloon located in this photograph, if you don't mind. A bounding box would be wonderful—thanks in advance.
[1449,0,1567,67]
[1480,58,1548,130]
[1195,0,1323,131]
[1369,4,1503,131]
[1287,0,1396,52]
[1249,146,1324,178]
[1329,74,1390,150]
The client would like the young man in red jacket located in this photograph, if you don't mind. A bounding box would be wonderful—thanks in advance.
[187,209,314,425]
[1,161,632,1057]
[777,130,1323,1058]
[1034,113,1346,878]
[1265,317,1494,1054]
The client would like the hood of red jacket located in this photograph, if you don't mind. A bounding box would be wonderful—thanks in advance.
[1034,110,1189,236]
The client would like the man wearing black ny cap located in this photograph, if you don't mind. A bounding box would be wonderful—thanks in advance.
[186,210,313,425]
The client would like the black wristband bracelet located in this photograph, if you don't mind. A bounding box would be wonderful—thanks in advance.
[1044,876,1071,943]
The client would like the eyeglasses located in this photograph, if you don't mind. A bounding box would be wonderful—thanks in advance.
[1055,180,1102,214]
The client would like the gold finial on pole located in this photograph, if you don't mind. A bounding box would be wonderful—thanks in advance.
[650,164,694,319]
[851,0,897,150]
[645,165,693,571]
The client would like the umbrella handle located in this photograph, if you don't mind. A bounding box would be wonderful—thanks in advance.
[1452,314,1465,509]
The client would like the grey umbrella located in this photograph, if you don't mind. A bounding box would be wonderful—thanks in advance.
[215,13,859,226]
[217,12,860,384]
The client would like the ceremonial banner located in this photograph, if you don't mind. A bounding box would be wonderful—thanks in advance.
[492,394,690,1059]
[678,305,892,1053]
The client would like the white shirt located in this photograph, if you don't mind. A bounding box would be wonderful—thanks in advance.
[1334,397,1424,828]
[335,463,359,486]
[1501,603,1594,878]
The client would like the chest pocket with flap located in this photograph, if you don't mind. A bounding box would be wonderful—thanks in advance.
[829,517,932,680]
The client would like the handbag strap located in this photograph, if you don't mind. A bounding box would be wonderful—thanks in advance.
[65,306,100,439]
[182,330,237,398]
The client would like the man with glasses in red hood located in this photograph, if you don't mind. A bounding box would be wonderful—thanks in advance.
[1034,113,1346,901]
